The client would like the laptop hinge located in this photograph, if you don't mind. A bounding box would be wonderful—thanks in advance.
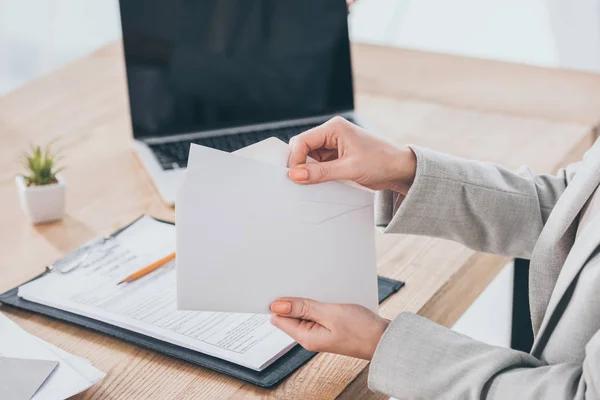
[141,110,355,144]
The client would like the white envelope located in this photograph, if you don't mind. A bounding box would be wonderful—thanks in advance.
[176,138,378,314]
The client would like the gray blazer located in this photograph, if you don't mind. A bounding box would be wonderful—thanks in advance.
[369,139,600,399]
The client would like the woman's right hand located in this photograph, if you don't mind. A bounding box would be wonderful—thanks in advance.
[287,117,417,195]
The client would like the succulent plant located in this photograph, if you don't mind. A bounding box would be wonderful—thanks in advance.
[19,142,63,186]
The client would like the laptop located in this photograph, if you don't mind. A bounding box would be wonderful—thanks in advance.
[119,0,362,205]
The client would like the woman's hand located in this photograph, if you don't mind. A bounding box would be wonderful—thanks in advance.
[270,297,389,360]
[288,116,417,195]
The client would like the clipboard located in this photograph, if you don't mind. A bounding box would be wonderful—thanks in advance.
[0,216,404,388]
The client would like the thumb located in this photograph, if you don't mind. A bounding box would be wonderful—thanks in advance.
[270,298,326,323]
[288,160,349,184]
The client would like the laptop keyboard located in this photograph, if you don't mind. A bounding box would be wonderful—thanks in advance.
[147,120,353,170]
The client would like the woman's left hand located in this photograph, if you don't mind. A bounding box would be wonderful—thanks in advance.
[270,298,389,360]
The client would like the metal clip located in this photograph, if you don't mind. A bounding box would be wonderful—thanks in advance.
[49,237,115,274]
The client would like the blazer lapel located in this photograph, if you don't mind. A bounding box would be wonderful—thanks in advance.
[529,144,600,355]
[531,214,600,356]
[528,148,600,335]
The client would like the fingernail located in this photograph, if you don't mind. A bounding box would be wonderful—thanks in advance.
[271,301,292,314]
[288,168,309,181]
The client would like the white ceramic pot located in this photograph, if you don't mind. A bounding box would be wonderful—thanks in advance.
[16,174,66,224]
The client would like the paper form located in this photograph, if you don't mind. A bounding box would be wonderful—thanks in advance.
[18,216,295,371]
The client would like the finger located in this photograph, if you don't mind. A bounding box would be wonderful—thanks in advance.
[288,123,338,168]
[308,149,322,162]
[270,315,324,352]
[309,148,338,162]
[288,159,350,184]
[270,297,327,323]
[269,315,302,339]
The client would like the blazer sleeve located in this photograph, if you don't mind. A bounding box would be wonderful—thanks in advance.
[368,313,600,399]
[375,146,580,259]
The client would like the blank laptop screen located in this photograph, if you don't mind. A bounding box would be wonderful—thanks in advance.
[119,0,354,139]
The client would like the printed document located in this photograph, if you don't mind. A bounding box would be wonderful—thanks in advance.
[18,216,296,371]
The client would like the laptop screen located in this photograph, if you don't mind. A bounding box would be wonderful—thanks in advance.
[119,0,354,139]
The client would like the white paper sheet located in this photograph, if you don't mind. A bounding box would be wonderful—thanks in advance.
[176,138,379,314]
[0,312,105,399]
[18,216,295,371]
[235,137,372,192]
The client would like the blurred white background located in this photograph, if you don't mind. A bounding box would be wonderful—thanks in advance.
[1,0,599,348]
[1,0,599,97]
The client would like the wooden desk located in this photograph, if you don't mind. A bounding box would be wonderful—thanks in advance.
[0,42,598,399]
[352,44,600,127]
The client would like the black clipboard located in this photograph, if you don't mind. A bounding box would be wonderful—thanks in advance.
[0,216,404,388]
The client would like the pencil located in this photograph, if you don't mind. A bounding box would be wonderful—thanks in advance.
[117,252,175,285]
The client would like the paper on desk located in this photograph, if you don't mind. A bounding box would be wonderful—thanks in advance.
[0,312,105,400]
[18,217,296,371]
[36,339,106,395]
[176,138,379,314]
[0,357,57,400]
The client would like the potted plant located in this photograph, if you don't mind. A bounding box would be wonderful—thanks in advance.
[16,143,66,224]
